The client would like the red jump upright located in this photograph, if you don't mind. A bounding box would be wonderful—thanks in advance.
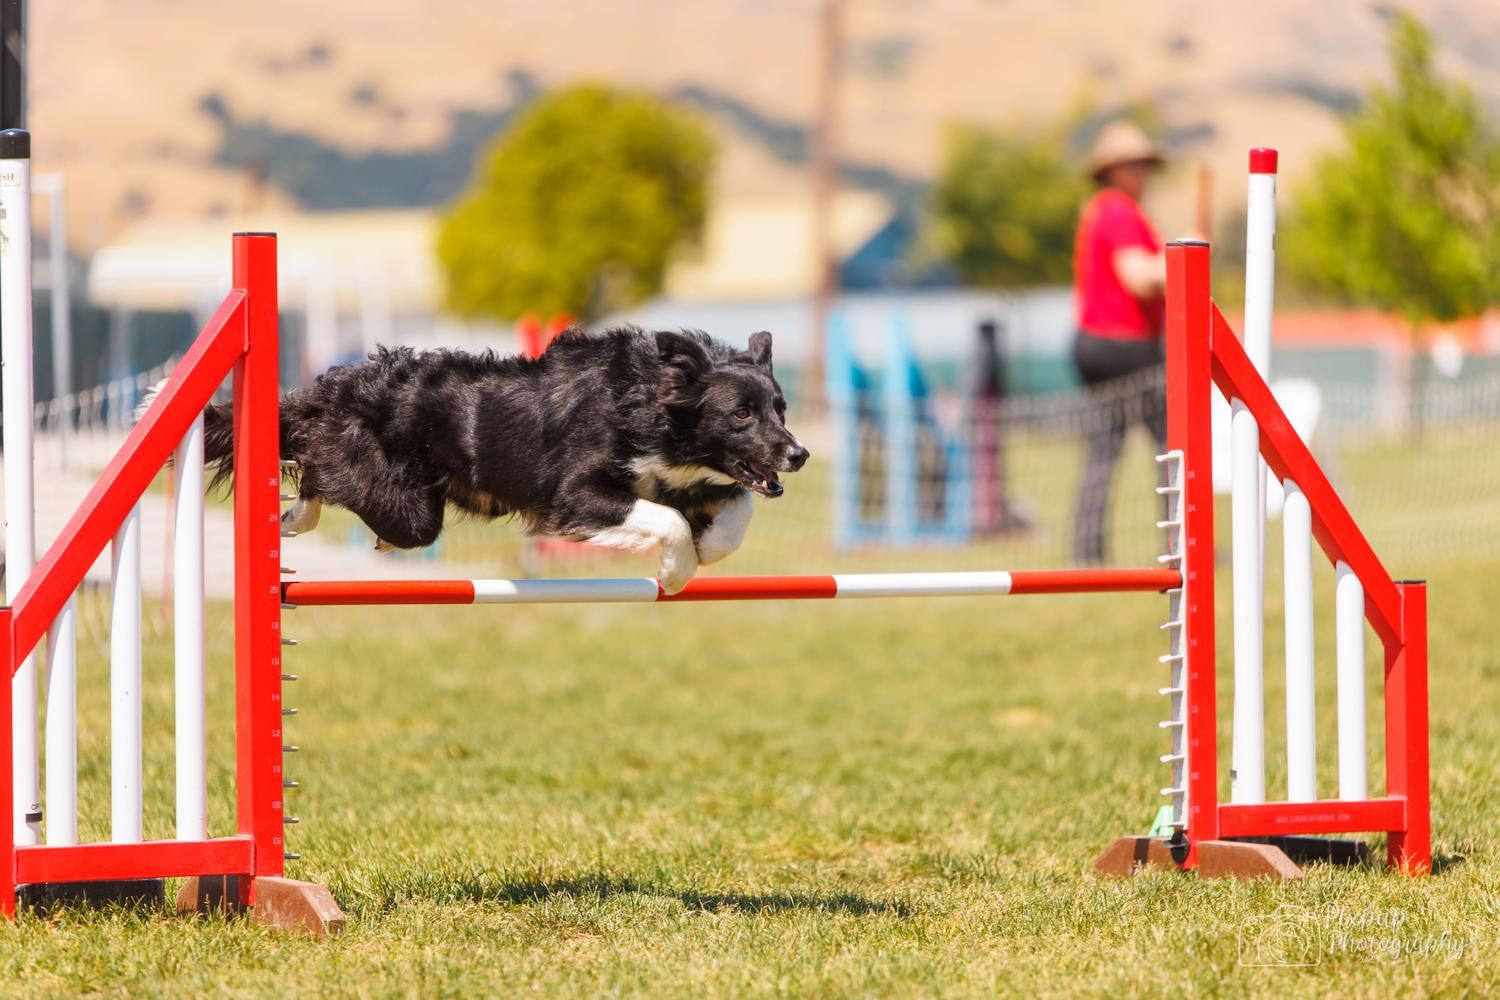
[1097,239,1431,879]
[0,235,342,932]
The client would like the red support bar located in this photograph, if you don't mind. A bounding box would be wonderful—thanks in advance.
[282,579,478,606]
[658,576,839,601]
[1218,797,1406,838]
[1005,568,1179,595]
[1385,581,1431,873]
[1166,241,1221,859]
[15,837,253,884]
[10,291,248,664]
[231,233,285,901]
[1208,305,1402,646]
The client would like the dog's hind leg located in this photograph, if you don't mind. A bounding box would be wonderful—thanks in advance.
[566,495,698,594]
[359,481,447,552]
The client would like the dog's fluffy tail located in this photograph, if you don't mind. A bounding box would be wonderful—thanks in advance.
[201,402,238,491]
[134,378,271,493]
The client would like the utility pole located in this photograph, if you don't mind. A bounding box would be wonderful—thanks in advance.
[806,0,843,416]
[1,0,22,130]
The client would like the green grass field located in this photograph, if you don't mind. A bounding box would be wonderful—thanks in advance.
[7,539,1498,996]
[19,426,1500,995]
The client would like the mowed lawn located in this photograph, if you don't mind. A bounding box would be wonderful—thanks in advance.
[5,552,1499,997]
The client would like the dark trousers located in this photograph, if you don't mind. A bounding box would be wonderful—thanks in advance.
[1072,331,1167,565]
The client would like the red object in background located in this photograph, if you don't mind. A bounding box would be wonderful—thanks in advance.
[518,313,575,359]
[520,313,596,565]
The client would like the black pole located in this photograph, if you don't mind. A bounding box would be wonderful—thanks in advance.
[0,0,22,130]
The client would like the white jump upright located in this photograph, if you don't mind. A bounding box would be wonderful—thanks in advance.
[173,415,208,841]
[1,129,42,847]
[44,596,78,845]
[1229,148,1279,805]
[110,503,145,843]
[33,172,72,473]
[1282,482,1317,801]
[1335,561,1368,800]
[1229,400,1264,803]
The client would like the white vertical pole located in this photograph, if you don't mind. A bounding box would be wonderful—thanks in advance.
[1335,561,1368,800]
[111,503,144,843]
[1244,151,1277,385]
[44,595,77,844]
[1282,481,1316,801]
[1230,148,1278,807]
[35,173,71,472]
[1,129,42,847]
[174,415,208,840]
[1244,150,1277,599]
[1229,400,1265,804]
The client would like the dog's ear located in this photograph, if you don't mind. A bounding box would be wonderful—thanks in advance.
[655,330,711,411]
[747,331,773,369]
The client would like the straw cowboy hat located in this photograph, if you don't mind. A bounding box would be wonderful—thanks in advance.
[1083,121,1166,179]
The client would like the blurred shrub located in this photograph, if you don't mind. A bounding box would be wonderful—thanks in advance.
[437,85,715,322]
[929,124,1089,288]
[1282,11,1500,327]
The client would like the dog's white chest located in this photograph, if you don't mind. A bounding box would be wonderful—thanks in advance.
[630,456,736,499]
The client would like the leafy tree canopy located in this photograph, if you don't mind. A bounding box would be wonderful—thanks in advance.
[437,85,715,322]
[929,124,1089,288]
[1282,11,1500,326]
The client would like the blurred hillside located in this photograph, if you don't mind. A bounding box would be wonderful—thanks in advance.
[29,0,1500,252]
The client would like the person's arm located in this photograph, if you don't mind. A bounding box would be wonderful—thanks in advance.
[1112,245,1166,299]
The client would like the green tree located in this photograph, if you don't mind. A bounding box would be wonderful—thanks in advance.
[437,85,715,322]
[929,124,1090,288]
[1282,11,1500,326]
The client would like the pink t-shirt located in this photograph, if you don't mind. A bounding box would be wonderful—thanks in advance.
[1073,189,1164,339]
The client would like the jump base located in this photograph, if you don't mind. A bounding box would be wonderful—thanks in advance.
[1094,835,1370,881]
[1092,836,1183,876]
[177,875,345,937]
[18,878,166,912]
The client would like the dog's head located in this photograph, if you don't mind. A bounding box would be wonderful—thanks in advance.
[656,330,809,498]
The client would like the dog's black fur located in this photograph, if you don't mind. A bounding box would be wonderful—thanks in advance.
[199,327,806,587]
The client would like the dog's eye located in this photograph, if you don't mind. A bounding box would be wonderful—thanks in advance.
[734,406,753,421]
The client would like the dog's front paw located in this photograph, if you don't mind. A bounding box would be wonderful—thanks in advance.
[696,491,753,566]
[657,549,699,595]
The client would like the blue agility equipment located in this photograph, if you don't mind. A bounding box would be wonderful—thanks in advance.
[827,310,971,549]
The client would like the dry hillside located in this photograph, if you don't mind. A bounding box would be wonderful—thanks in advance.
[28,0,1500,251]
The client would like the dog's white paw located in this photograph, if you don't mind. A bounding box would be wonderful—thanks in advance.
[696,491,753,566]
[281,497,322,534]
[657,546,699,595]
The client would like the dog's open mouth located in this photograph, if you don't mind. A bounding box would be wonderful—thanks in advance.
[735,460,784,498]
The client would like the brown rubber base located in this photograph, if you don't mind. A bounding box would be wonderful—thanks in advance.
[178,874,346,937]
[1092,836,1183,876]
[1095,835,1369,881]
[1196,840,1305,880]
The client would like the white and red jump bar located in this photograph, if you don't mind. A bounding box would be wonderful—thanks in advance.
[281,568,1181,607]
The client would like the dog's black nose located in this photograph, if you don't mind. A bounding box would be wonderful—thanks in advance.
[786,444,809,471]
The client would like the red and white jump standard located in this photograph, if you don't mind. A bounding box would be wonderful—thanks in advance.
[1094,231,1430,879]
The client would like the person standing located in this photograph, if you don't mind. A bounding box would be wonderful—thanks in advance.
[1071,122,1169,565]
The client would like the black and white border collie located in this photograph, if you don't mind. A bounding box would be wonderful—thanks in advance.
[196,328,807,592]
